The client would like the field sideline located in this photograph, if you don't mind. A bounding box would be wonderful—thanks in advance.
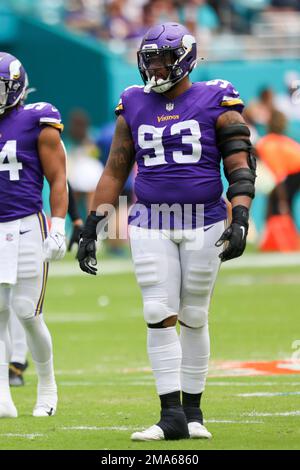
[0,255,299,450]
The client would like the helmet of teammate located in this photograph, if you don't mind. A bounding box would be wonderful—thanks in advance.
[0,52,28,115]
[137,22,197,94]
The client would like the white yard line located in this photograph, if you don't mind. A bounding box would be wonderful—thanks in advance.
[0,433,44,440]
[237,392,300,397]
[61,426,137,431]
[46,313,107,324]
[244,410,300,417]
[205,419,264,424]
[208,381,300,387]
[49,253,300,277]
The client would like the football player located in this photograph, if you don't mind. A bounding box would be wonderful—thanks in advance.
[0,53,67,417]
[8,182,82,387]
[78,23,256,440]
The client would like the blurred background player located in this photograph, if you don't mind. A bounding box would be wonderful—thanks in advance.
[8,182,83,387]
[66,109,104,216]
[0,53,67,417]
[78,22,256,441]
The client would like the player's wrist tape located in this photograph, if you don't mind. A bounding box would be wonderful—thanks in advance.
[51,217,66,235]
[81,212,106,240]
[232,205,249,228]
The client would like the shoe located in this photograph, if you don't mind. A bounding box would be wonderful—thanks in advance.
[131,425,165,441]
[131,407,189,441]
[0,401,18,418]
[9,361,28,387]
[33,406,56,417]
[33,383,57,417]
[188,422,212,439]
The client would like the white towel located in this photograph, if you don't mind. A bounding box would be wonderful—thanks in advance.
[0,219,21,285]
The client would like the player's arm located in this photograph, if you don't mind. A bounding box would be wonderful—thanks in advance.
[67,181,84,251]
[215,110,256,261]
[78,115,135,275]
[38,126,68,261]
[91,115,135,209]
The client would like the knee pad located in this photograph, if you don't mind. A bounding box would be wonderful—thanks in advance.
[11,296,36,322]
[179,306,208,329]
[134,256,160,287]
[143,301,171,325]
[185,265,213,297]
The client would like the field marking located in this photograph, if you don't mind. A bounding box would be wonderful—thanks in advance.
[59,381,99,387]
[49,253,300,277]
[237,392,300,397]
[61,421,264,432]
[205,419,264,424]
[0,433,44,440]
[61,426,137,431]
[208,381,300,387]
[223,273,300,286]
[46,313,107,324]
[244,411,300,417]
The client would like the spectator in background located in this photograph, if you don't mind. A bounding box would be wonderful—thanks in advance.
[256,110,300,219]
[244,87,275,137]
[176,0,219,56]
[274,71,300,122]
[128,1,163,44]
[64,0,102,36]
[100,0,133,41]
[66,109,104,216]
[96,120,135,256]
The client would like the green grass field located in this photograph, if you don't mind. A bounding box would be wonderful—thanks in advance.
[1,256,300,450]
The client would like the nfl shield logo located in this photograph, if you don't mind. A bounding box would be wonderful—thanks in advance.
[6,233,13,242]
[166,103,174,111]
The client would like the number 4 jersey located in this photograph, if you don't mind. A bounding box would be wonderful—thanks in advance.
[0,102,63,222]
[116,80,244,228]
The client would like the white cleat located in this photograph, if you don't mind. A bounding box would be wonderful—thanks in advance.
[33,405,56,417]
[131,425,165,441]
[33,384,57,417]
[188,422,212,439]
[0,401,18,418]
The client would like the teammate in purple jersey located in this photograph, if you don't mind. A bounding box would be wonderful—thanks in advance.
[0,52,68,418]
[78,23,256,440]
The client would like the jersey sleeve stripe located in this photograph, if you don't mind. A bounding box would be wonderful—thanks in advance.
[220,98,244,107]
[35,212,49,316]
[40,117,64,131]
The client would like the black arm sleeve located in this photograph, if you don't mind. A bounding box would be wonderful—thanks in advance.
[67,181,80,222]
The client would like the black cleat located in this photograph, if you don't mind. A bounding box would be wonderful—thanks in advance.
[156,407,190,440]
[9,361,28,387]
[131,407,190,441]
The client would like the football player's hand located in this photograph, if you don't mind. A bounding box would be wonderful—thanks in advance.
[43,217,66,262]
[68,221,84,251]
[76,212,106,275]
[77,238,97,275]
[215,205,249,262]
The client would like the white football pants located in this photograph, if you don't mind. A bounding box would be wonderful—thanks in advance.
[0,213,54,399]
[129,221,225,395]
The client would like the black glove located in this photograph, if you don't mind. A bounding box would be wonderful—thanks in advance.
[77,212,105,275]
[215,205,249,262]
[68,224,84,251]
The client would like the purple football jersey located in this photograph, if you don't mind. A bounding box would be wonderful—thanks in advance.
[0,102,63,222]
[116,80,244,228]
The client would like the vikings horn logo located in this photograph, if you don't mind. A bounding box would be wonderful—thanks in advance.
[9,59,22,80]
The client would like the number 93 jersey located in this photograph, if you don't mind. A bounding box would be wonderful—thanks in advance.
[116,80,244,228]
[0,102,63,222]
